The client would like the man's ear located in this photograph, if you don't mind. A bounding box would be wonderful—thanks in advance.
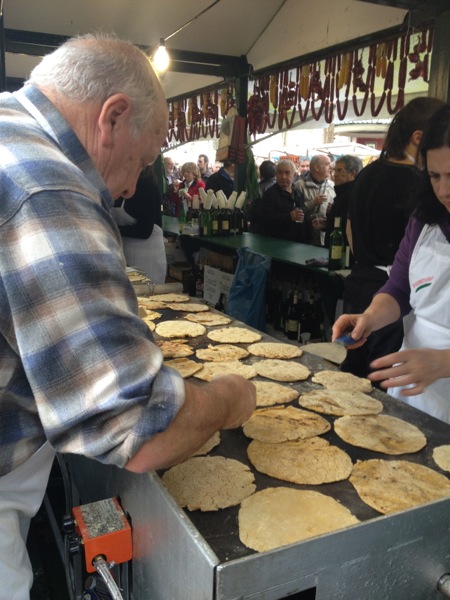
[411,129,422,148]
[98,93,132,146]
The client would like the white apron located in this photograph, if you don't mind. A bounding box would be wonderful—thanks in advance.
[389,224,450,423]
[0,442,56,599]
[121,225,167,284]
[112,201,167,284]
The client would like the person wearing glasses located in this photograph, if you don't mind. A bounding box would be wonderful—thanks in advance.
[324,154,363,249]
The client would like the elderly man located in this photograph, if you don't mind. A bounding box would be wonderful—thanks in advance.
[294,154,335,246]
[257,159,309,242]
[324,154,363,248]
[0,33,255,596]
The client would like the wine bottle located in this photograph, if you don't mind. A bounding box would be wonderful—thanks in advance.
[328,217,344,271]
[178,200,187,235]
[286,290,300,340]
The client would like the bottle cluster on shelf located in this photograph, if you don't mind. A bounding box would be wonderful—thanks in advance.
[179,188,247,237]
[265,275,327,344]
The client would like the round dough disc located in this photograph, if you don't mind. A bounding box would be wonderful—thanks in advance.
[350,459,450,514]
[239,487,359,552]
[247,437,353,485]
[162,456,256,511]
[243,405,331,443]
[299,389,383,416]
[334,414,426,455]
[253,359,311,382]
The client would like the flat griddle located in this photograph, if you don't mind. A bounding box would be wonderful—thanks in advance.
[152,302,450,564]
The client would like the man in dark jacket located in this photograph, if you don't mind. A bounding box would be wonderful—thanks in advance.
[205,160,235,198]
[257,159,310,243]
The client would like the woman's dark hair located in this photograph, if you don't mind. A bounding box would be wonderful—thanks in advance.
[415,103,450,224]
[382,97,445,161]
[259,160,276,180]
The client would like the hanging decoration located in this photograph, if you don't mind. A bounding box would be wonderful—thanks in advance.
[166,25,433,144]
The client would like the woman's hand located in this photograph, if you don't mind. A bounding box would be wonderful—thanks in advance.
[332,313,372,348]
[369,348,450,396]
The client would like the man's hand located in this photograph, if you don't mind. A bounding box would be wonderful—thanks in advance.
[125,375,256,473]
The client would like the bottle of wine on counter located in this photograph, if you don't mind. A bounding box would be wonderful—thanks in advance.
[233,191,246,235]
[191,194,200,235]
[227,191,238,234]
[328,216,344,271]
[216,190,230,236]
[199,193,212,237]
[178,199,187,234]
[210,192,220,237]
[286,290,300,340]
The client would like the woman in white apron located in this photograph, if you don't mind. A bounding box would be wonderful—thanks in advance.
[112,167,167,284]
[332,103,450,423]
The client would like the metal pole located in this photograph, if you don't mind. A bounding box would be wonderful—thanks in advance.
[0,1,6,91]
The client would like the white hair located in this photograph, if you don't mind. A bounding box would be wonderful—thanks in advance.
[26,33,165,138]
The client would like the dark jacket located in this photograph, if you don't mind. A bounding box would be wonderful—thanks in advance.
[205,167,235,198]
[257,183,310,243]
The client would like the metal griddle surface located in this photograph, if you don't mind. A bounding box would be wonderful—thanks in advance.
[152,302,450,564]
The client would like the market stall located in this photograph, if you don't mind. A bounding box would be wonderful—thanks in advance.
[63,295,450,599]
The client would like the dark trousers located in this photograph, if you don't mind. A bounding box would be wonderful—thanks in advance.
[340,265,404,385]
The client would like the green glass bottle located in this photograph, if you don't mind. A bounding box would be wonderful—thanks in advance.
[328,217,344,271]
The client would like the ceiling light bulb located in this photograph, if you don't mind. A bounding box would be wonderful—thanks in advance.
[153,39,170,72]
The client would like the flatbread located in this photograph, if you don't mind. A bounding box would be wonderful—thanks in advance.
[299,389,383,416]
[151,293,190,303]
[164,357,203,378]
[253,359,311,382]
[248,437,353,485]
[312,370,373,393]
[191,431,221,456]
[155,320,206,338]
[302,342,346,364]
[239,487,359,552]
[137,298,169,310]
[253,381,299,407]
[334,414,427,455]
[142,317,155,331]
[185,312,232,326]
[194,360,257,381]
[207,326,262,344]
[166,302,210,312]
[156,340,194,358]
[161,456,256,511]
[196,344,250,362]
[432,445,450,472]
[243,405,331,443]
[247,342,302,359]
[350,459,450,514]
[127,270,147,282]
[140,309,162,320]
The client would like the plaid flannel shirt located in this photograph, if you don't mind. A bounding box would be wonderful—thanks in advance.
[0,85,184,477]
